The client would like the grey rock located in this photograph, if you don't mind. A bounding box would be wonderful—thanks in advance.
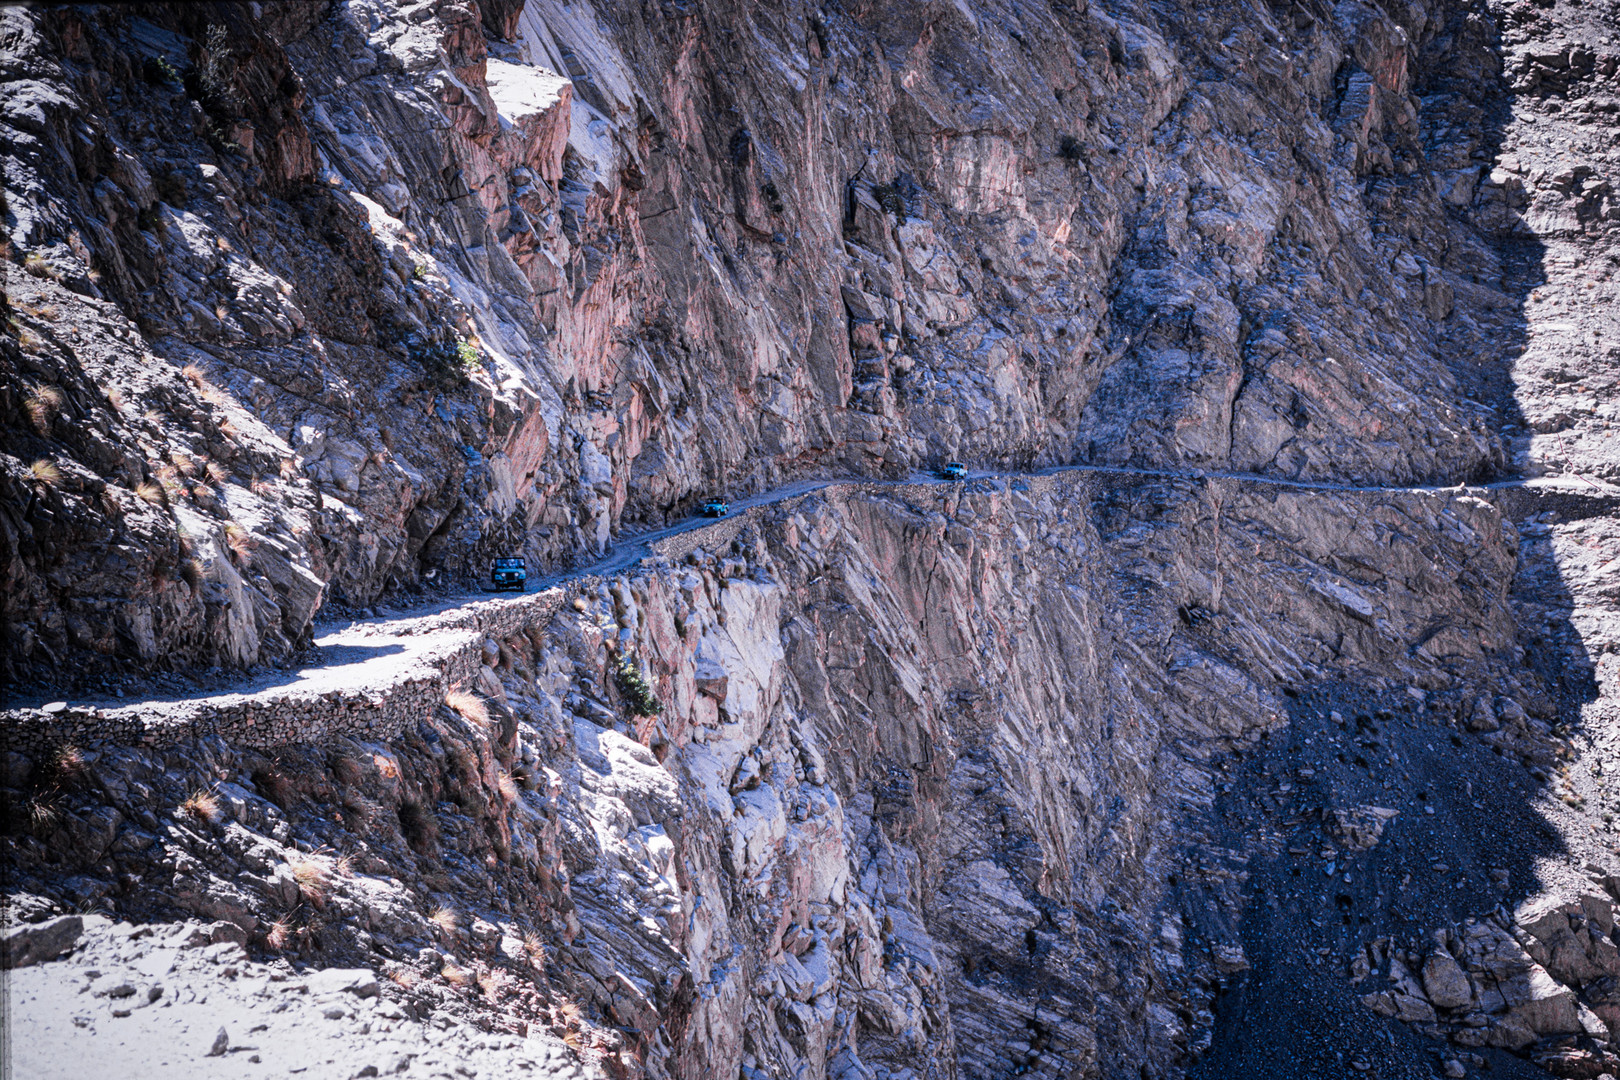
[0,915,83,969]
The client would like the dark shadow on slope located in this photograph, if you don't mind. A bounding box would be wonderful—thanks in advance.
[1185,1,1608,1078]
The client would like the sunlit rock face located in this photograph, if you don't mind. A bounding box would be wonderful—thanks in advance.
[5,0,1620,1078]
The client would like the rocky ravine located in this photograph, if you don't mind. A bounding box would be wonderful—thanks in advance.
[4,0,1620,1079]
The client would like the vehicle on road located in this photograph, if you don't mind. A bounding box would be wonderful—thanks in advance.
[939,461,968,481]
[491,557,526,592]
[701,498,729,518]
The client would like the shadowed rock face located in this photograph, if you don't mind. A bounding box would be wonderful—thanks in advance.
[4,0,1620,1078]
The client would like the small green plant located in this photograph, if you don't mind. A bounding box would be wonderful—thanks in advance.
[410,260,428,281]
[613,653,663,718]
[408,333,479,387]
[142,55,181,87]
[871,182,905,219]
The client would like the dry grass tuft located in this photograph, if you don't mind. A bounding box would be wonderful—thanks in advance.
[497,771,519,803]
[135,481,165,506]
[180,788,221,823]
[169,451,199,478]
[442,964,475,990]
[444,689,490,727]
[25,385,63,433]
[278,457,298,480]
[289,857,331,904]
[521,929,547,965]
[332,852,356,878]
[106,387,127,415]
[224,522,255,561]
[428,905,459,936]
[387,967,420,990]
[180,557,205,595]
[218,417,241,440]
[265,914,293,951]
[181,363,208,387]
[28,459,62,485]
[23,251,59,280]
[206,460,230,485]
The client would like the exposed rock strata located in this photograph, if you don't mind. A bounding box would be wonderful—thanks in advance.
[4,0,1620,1078]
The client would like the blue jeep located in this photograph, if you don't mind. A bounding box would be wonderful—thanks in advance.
[491,557,526,592]
[701,498,729,518]
[939,462,968,482]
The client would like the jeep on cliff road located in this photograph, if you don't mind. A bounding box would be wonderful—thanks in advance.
[490,557,526,592]
[701,498,729,518]
[939,462,968,481]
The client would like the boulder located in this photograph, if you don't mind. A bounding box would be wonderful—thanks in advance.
[305,967,380,998]
[0,914,83,968]
[1422,951,1474,1010]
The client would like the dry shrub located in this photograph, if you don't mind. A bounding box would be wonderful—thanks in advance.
[27,459,61,485]
[444,689,489,727]
[135,481,165,506]
[429,905,459,936]
[289,857,330,904]
[206,460,230,485]
[397,800,438,851]
[387,968,419,990]
[521,929,547,965]
[25,385,63,433]
[181,363,208,387]
[169,450,198,478]
[181,788,221,823]
[265,914,293,951]
[496,771,519,803]
[224,522,255,562]
[180,558,205,595]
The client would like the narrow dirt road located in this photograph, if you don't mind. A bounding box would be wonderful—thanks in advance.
[6,464,1616,723]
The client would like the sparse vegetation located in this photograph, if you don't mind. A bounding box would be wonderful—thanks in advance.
[181,788,221,823]
[408,332,480,387]
[429,905,459,935]
[224,522,255,562]
[142,54,182,87]
[25,385,63,433]
[398,800,439,851]
[289,857,330,904]
[23,251,60,281]
[264,914,293,951]
[27,459,62,485]
[445,689,490,727]
[180,557,205,595]
[135,481,166,506]
[497,771,519,803]
[613,653,664,717]
[871,182,906,219]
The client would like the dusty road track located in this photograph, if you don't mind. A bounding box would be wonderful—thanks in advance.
[5,464,1616,747]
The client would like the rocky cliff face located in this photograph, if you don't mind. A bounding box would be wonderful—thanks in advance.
[5,0,1620,1078]
[3,0,1548,680]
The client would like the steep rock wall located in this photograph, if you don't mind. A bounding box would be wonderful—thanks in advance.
[2,0,1518,681]
[2,472,1544,1078]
